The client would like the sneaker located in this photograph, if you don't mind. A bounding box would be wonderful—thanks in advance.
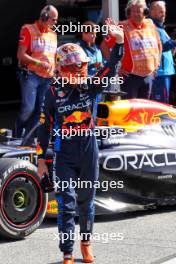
[80,241,95,263]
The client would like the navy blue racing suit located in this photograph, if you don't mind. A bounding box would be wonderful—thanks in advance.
[37,43,123,253]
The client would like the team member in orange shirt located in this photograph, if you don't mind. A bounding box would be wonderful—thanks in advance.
[16,5,58,143]
[104,0,162,99]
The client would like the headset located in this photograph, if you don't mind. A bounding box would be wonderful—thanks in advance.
[40,5,51,22]
[125,1,149,18]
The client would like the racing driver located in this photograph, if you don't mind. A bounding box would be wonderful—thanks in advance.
[37,22,124,264]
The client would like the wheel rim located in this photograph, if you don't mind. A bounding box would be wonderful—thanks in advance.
[1,172,44,228]
[13,190,26,209]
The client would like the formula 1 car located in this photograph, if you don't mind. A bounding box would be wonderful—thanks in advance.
[1,98,176,239]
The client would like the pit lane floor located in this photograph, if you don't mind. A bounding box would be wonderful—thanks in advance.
[1,208,176,264]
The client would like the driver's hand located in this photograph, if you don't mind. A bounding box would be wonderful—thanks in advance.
[105,18,124,44]
[37,159,49,178]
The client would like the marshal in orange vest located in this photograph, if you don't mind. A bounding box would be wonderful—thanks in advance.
[23,22,57,78]
[121,18,162,77]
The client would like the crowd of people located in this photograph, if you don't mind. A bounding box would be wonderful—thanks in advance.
[15,0,176,263]
[102,0,176,102]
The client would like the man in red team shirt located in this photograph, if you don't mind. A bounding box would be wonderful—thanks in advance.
[16,5,58,142]
[103,0,162,99]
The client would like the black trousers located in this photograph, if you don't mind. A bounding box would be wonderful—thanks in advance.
[121,74,153,99]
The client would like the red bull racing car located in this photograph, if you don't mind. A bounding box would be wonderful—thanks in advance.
[1,98,176,239]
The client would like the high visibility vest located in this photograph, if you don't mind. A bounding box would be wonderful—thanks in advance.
[25,23,57,78]
[121,19,161,77]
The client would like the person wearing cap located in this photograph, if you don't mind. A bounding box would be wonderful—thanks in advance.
[149,0,176,103]
[16,5,58,142]
[103,0,162,99]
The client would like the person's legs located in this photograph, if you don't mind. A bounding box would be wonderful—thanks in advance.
[77,137,99,239]
[27,77,52,140]
[77,136,99,262]
[92,94,101,123]
[150,76,164,102]
[54,143,81,256]
[55,165,77,254]
[16,72,39,137]
[164,76,171,104]
[138,75,152,99]
[54,137,98,262]
[151,76,171,103]
[36,77,52,118]
[120,75,143,99]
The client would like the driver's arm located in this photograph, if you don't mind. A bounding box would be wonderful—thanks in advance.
[89,42,123,96]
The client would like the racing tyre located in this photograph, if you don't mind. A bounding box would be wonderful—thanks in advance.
[0,158,48,239]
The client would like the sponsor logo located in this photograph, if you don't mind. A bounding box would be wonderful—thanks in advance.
[57,99,92,113]
[103,151,176,171]
[47,200,58,215]
[24,222,40,236]
[63,111,91,124]
[17,154,38,166]
[58,91,65,98]
[36,144,43,155]
[3,162,29,178]
[158,175,173,180]
[80,93,89,101]
[39,113,45,124]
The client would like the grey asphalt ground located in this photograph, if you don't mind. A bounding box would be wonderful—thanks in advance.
[1,208,176,264]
